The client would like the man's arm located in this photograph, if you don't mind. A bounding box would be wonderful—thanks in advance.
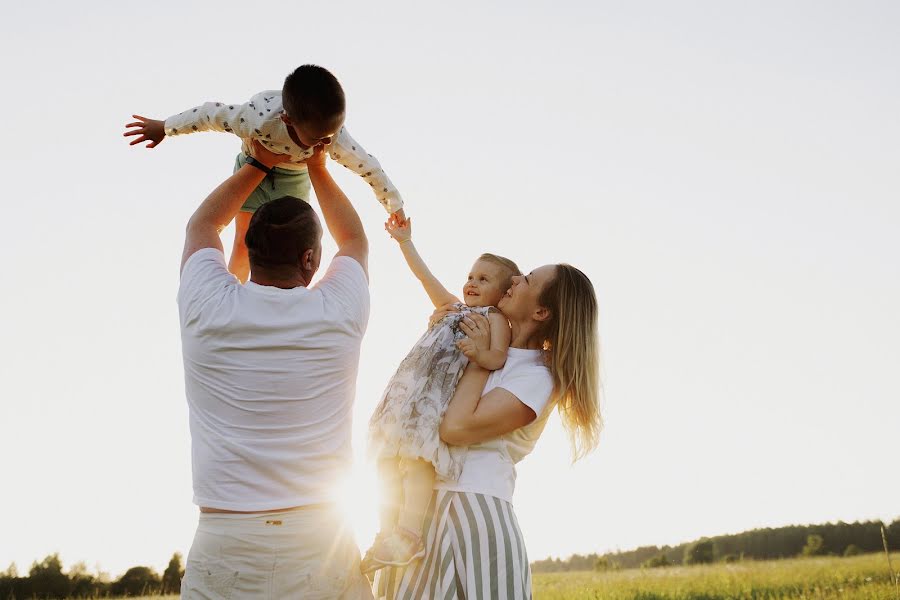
[329,127,404,215]
[306,146,369,277]
[181,142,284,272]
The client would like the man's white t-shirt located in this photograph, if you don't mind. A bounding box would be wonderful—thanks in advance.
[177,248,369,511]
[435,348,555,503]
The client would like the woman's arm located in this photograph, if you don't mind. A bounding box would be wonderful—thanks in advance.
[439,363,536,446]
[385,216,459,309]
[440,313,535,446]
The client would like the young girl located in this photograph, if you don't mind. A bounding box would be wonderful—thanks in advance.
[363,214,521,572]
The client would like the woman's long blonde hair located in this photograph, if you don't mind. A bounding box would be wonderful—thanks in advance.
[538,264,602,461]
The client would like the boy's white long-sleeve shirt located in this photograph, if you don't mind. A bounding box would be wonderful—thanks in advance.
[164,90,403,214]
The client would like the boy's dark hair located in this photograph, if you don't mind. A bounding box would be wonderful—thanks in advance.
[282,64,346,126]
[245,196,320,269]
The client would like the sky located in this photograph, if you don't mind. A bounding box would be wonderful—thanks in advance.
[1,0,898,580]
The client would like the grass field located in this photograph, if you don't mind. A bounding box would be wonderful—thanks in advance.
[533,553,899,600]
[76,553,900,599]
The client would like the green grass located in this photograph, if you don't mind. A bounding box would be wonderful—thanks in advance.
[77,553,899,599]
[533,553,899,600]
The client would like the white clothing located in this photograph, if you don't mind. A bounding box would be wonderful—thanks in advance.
[434,348,554,503]
[178,248,370,511]
[181,506,373,600]
[164,90,403,213]
[367,304,496,481]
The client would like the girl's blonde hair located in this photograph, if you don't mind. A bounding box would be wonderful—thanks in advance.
[478,253,522,294]
[538,264,602,461]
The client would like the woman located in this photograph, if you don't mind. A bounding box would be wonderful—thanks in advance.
[374,263,602,599]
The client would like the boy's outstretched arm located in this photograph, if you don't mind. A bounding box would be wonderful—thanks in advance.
[328,127,404,216]
[124,115,166,148]
[126,92,275,148]
[385,216,459,310]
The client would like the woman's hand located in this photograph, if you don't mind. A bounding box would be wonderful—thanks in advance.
[385,213,411,243]
[124,115,165,148]
[249,140,288,170]
[457,313,491,362]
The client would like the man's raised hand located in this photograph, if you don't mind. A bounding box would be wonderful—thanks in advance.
[124,115,166,148]
[301,143,328,170]
[249,140,290,170]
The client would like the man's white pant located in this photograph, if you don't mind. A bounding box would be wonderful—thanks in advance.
[181,505,373,599]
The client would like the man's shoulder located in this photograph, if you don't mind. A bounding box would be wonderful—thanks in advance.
[315,256,369,292]
[178,248,235,305]
[313,257,370,331]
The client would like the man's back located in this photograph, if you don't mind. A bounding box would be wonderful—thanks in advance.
[178,248,369,511]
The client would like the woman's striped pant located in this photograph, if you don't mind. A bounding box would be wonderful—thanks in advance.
[373,490,532,600]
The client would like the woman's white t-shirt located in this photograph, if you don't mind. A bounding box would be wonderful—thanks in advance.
[434,347,554,503]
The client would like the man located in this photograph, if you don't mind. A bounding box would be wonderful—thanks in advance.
[176,140,373,599]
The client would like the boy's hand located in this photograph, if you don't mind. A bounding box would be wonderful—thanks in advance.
[249,140,288,170]
[124,115,165,148]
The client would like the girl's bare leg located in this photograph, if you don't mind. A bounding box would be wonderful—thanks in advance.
[397,458,435,536]
[377,457,403,534]
[228,211,252,283]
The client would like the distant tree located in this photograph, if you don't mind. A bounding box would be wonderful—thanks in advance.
[29,553,71,598]
[3,562,17,578]
[112,566,161,597]
[94,562,111,584]
[801,534,825,557]
[684,539,715,565]
[843,544,863,557]
[594,556,611,571]
[162,552,185,595]
[888,520,900,550]
[722,554,740,563]
[642,554,671,568]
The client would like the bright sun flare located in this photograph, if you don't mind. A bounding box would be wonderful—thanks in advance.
[335,461,381,549]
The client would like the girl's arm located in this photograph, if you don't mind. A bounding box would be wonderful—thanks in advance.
[476,312,510,370]
[458,311,510,370]
[386,216,459,309]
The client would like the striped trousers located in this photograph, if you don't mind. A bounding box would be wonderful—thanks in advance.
[373,490,531,600]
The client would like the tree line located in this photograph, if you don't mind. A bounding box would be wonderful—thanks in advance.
[531,518,900,573]
[4,518,897,596]
[0,552,183,599]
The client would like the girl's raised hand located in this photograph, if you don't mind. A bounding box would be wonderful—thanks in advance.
[385,213,412,243]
